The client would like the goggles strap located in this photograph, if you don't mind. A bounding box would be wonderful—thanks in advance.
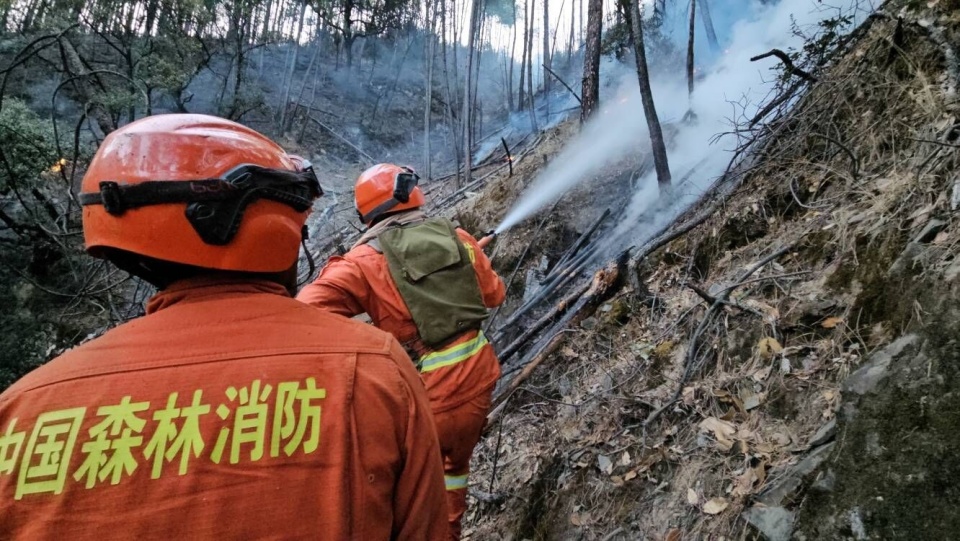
[79,166,322,246]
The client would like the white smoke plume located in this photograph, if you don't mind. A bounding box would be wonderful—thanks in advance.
[495,0,875,240]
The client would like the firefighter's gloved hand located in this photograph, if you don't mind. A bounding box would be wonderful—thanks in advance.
[477,232,496,250]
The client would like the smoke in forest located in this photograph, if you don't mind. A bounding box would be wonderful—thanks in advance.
[496,0,874,244]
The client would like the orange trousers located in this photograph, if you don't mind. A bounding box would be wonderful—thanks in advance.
[432,390,493,541]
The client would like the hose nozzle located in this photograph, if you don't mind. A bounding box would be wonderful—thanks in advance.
[477,231,496,249]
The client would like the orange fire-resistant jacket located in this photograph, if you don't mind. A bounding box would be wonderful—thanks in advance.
[297,228,505,413]
[0,277,448,540]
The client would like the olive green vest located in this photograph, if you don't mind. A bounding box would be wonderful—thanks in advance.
[377,217,489,347]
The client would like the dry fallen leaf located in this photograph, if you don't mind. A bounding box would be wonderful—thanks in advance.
[753,459,769,487]
[686,488,699,506]
[754,442,776,454]
[699,417,736,451]
[772,432,792,447]
[758,337,783,359]
[682,386,696,406]
[597,454,613,475]
[664,528,682,541]
[752,365,772,381]
[732,440,749,455]
[702,497,729,515]
[731,468,758,497]
[741,390,762,411]
[624,469,638,481]
[821,317,843,329]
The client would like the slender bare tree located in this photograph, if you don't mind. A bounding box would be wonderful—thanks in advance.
[686,0,695,97]
[423,0,438,181]
[629,0,671,188]
[542,0,550,118]
[462,0,482,186]
[698,0,719,51]
[580,0,601,122]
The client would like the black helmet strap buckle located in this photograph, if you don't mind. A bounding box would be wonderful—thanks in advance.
[79,164,323,246]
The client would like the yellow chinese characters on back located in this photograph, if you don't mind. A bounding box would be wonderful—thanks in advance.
[0,115,448,540]
[0,378,326,500]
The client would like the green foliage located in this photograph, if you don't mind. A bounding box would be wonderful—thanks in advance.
[775,12,854,84]
[0,99,59,194]
[0,101,108,392]
[801,14,853,64]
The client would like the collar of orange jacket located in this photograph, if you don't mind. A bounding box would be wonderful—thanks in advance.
[146,276,290,314]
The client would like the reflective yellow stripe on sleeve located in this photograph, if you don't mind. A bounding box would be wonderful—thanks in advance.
[418,332,489,373]
[445,473,468,491]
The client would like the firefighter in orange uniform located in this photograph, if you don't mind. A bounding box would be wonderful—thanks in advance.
[297,163,506,540]
[0,116,448,540]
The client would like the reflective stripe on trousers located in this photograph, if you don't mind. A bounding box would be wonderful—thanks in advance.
[444,474,468,491]
[418,332,489,373]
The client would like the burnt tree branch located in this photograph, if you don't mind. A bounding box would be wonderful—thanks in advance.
[750,49,818,82]
[542,64,582,104]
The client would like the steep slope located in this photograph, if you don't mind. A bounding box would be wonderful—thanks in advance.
[460,2,960,539]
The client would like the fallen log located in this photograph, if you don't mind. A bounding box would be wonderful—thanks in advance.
[495,280,590,363]
[489,254,628,423]
[495,240,602,335]
[548,209,611,277]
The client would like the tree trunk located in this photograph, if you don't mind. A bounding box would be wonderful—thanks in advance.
[440,0,462,177]
[290,34,322,135]
[278,0,308,132]
[567,0,575,66]
[343,0,356,68]
[258,0,274,76]
[471,14,485,144]
[526,1,534,109]
[423,0,438,181]
[542,0,550,118]
[517,0,528,109]
[60,38,116,135]
[144,0,160,35]
[507,2,517,110]
[462,0,481,187]
[629,0,671,188]
[580,0,585,46]
[687,0,695,97]
[697,0,719,52]
[580,0,601,122]
[261,0,273,39]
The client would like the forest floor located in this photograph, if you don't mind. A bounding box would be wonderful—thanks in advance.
[403,3,960,540]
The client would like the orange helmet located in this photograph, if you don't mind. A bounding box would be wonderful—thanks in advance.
[80,114,322,273]
[354,163,425,225]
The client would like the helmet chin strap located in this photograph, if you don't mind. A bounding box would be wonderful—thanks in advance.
[298,225,316,287]
[359,197,401,225]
